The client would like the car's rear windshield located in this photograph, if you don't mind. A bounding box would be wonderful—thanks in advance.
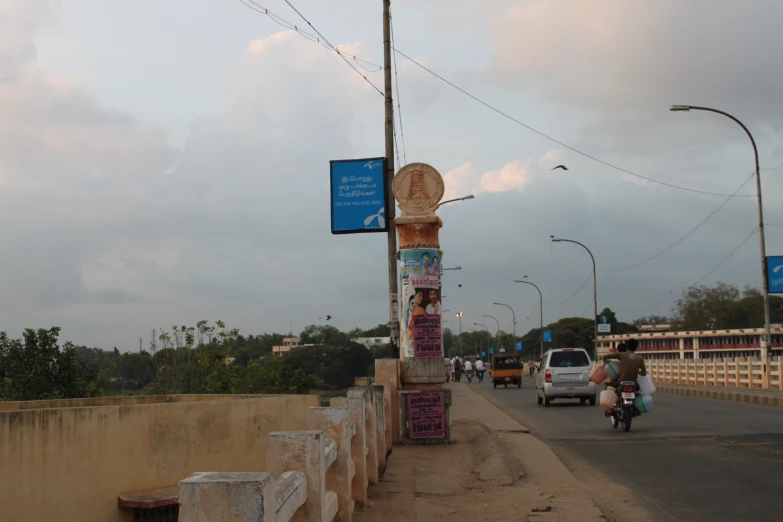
[549,350,590,368]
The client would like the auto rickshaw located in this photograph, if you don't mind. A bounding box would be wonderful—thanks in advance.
[490,354,522,388]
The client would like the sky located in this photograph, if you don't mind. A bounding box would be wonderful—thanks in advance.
[1,0,783,350]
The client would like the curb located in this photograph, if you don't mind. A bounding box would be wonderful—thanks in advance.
[657,385,783,408]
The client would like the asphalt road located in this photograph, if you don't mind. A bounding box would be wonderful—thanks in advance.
[471,376,783,522]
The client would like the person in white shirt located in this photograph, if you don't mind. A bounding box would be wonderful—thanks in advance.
[444,357,452,383]
[475,359,486,383]
[464,359,474,383]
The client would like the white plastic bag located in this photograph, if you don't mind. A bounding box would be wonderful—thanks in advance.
[638,374,656,396]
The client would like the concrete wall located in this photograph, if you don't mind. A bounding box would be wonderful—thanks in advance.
[0,394,319,522]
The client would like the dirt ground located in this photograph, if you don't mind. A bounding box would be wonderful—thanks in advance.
[353,383,651,522]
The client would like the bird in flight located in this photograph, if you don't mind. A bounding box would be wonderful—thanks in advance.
[458,284,463,288]
[326,315,332,321]
[551,165,569,171]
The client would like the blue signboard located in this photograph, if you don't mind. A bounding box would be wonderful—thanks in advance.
[330,158,387,234]
[489,347,494,355]
[481,351,486,357]
[768,256,783,294]
[515,341,522,352]
[543,330,552,343]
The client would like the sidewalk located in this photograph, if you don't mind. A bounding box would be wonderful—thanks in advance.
[353,383,609,522]
[657,382,783,407]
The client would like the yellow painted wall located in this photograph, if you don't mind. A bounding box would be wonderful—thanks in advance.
[0,394,319,522]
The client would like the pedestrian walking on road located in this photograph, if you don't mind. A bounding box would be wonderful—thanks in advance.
[444,356,452,383]
[454,357,463,383]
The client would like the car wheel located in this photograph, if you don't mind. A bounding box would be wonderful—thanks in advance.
[544,396,551,407]
[589,397,597,406]
[580,397,587,404]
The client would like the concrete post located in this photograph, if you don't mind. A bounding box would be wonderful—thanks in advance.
[370,385,387,475]
[330,397,368,509]
[307,408,354,522]
[178,472,275,522]
[267,431,336,522]
[347,387,378,485]
[373,359,399,446]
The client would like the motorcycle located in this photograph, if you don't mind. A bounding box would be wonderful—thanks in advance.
[607,381,641,432]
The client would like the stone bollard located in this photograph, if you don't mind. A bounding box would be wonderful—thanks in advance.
[307,407,354,522]
[178,472,275,522]
[347,387,378,485]
[267,431,337,522]
[370,385,387,476]
[331,397,368,508]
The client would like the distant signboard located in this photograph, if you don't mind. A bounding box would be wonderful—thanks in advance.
[515,340,522,352]
[481,351,486,357]
[598,324,611,333]
[543,330,552,343]
[768,256,783,294]
[489,347,494,355]
[330,158,387,234]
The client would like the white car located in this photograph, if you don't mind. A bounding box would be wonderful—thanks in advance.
[536,348,597,407]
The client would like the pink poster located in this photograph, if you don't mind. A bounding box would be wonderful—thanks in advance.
[407,392,446,439]
[412,314,442,358]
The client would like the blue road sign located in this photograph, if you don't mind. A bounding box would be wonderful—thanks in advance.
[481,351,486,357]
[543,330,552,343]
[515,340,522,352]
[768,256,783,293]
[489,347,494,355]
[330,158,387,234]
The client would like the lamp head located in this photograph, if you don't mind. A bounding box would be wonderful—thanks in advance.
[670,104,691,112]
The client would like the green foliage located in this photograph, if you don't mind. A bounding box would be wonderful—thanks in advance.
[672,282,783,330]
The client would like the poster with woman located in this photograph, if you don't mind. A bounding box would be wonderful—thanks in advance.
[401,284,443,359]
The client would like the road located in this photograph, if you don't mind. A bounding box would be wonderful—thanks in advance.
[471,376,783,522]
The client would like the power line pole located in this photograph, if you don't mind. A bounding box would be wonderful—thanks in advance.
[383,0,399,357]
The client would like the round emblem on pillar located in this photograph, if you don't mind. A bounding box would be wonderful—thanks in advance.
[392,163,445,216]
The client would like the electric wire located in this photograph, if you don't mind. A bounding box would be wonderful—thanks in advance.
[390,12,407,166]
[391,46,758,199]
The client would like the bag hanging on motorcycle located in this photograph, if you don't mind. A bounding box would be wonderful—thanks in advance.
[600,387,618,410]
[604,360,621,379]
[638,374,656,395]
[633,394,653,413]
[589,365,608,384]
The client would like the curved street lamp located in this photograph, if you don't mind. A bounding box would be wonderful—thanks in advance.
[493,302,516,345]
[671,104,771,351]
[514,277,544,358]
[483,315,501,336]
[551,237,597,353]
[474,323,490,360]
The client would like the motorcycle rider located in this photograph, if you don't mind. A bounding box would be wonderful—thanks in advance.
[475,359,486,383]
[602,339,647,390]
[464,358,474,383]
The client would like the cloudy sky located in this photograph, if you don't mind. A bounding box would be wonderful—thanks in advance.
[2,0,782,350]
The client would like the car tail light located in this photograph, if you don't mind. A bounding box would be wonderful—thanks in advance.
[622,384,635,393]
[545,369,552,383]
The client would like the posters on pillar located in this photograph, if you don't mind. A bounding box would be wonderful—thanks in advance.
[401,285,443,358]
[390,293,399,322]
[399,248,444,359]
[407,391,446,439]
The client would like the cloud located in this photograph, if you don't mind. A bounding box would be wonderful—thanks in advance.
[443,157,536,200]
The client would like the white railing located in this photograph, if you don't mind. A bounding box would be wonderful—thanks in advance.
[646,357,783,391]
[178,384,389,522]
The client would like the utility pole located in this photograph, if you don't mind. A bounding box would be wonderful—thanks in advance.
[383,0,399,357]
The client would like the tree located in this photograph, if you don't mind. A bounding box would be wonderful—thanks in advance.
[0,327,89,401]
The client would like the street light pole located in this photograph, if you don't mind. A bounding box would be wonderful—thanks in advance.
[670,104,771,355]
[552,238,598,354]
[456,312,464,356]
[514,278,544,359]
[493,302,516,348]
[483,315,501,336]
[382,0,399,357]
[474,323,489,361]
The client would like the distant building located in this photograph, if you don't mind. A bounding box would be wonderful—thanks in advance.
[272,337,303,357]
[351,337,392,348]
[637,324,672,332]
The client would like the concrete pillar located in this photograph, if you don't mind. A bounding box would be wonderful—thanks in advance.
[370,385,387,475]
[178,472,275,522]
[392,163,448,386]
[373,359,400,445]
[307,407,354,522]
[267,431,336,522]
[399,389,452,444]
[347,387,378,485]
[330,397,368,509]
